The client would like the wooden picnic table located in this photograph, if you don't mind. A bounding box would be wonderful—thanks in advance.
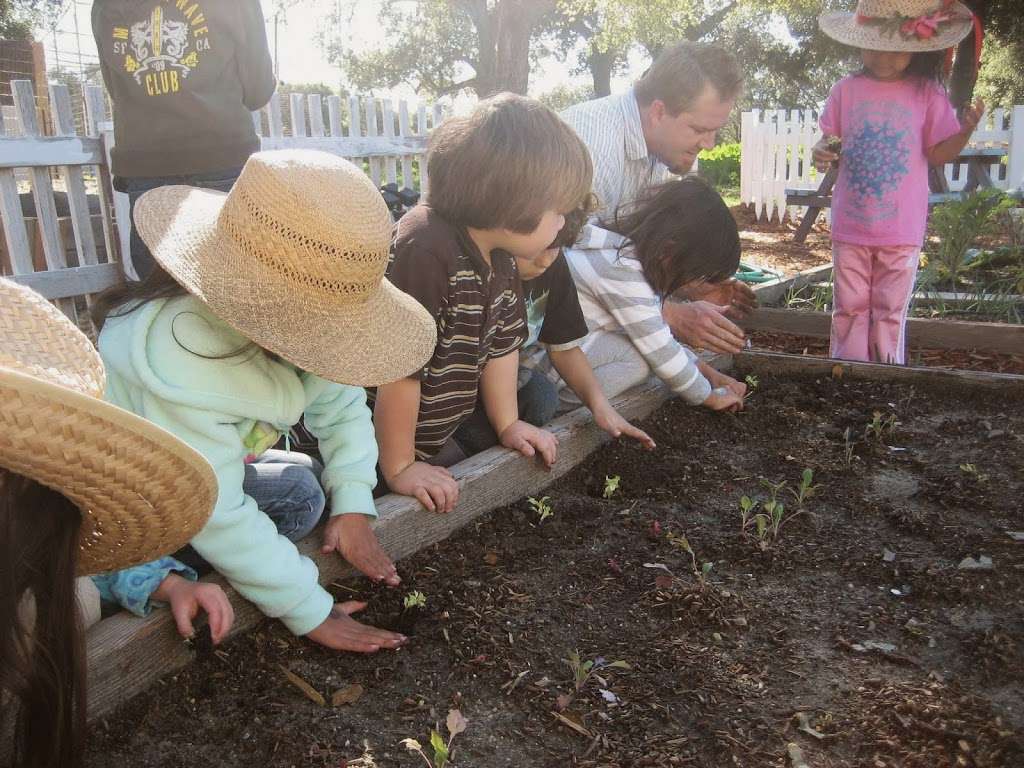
[786,146,1008,243]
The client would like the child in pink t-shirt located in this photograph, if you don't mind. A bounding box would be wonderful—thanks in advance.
[813,0,983,364]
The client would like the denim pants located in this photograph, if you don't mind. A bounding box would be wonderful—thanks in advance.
[118,166,244,280]
[173,450,326,576]
[450,368,561,458]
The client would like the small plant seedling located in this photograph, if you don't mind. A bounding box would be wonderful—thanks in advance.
[667,531,713,586]
[603,475,621,499]
[744,374,759,394]
[560,650,631,710]
[401,709,468,768]
[403,590,427,611]
[865,411,897,443]
[739,495,758,530]
[790,468,820,508]
[528,495,554,523]
[959,463,989,482]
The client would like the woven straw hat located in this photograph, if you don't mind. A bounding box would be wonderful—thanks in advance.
[133,149,437,387]
[820,0,973,52]
[0,279,217,576]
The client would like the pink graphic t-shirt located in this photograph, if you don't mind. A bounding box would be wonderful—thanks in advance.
[820,74,961,247]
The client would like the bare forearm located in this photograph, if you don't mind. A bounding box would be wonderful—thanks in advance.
[373,378,421,481]
[480,351,520,436]
[550,347,609,414]
[927,130,971,166]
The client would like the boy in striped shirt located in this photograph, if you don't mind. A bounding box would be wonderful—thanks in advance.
[373,94,593,514]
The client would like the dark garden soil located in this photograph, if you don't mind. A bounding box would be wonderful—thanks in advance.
[750,330,1024,376]
[86,371,1024,768]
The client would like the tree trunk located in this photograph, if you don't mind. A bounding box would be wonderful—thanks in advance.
[588,48,615,97]
[949,27,981,110]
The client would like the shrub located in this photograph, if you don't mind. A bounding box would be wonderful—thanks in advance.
[698,142,740,190]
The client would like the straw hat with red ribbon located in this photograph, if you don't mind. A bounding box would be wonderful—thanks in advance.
[819,0,976,52]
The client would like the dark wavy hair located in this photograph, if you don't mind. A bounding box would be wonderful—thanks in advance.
[0,469,86,768]
[603,177,740,298]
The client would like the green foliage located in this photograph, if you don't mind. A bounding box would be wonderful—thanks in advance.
[528,495,554,523]
[403,590,427,611]
[602,475,621,499]
[923,190,1015,288]
[974,35,1024,108]
[536,82,595,112]
[401,709,468,768]
[698,142,740,190]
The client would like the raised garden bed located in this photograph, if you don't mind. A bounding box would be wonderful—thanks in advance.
[85,353,1024,768]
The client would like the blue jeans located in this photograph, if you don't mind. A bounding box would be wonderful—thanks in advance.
[451,368,560,457]
[119,166,244,280]
[173,450,326,576]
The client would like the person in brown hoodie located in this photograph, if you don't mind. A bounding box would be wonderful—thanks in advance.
[92,0,276,279]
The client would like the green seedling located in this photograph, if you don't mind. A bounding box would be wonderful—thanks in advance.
[401,709,468,768]
[667,531,713,586]
[739,495,758,530]
[603,475,621,499]
[760,478,788,506]
[564,650,631,696]
[959,463,989,482]
[865,411,897,442]
[744,375,759,399]
[528,495,554,523]
[790,468,820,508]
[403,590,427,611]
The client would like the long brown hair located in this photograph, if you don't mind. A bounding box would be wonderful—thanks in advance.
[604,177,741,298]
[0,469,86,768]
[90,262,187,332]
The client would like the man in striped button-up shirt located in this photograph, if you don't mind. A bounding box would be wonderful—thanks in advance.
[561,42,758,356]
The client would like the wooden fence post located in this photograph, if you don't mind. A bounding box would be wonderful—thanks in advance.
[83,85,122,271]
[50,84,99,269]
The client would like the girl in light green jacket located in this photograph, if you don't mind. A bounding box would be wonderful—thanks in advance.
[92,149,437,652]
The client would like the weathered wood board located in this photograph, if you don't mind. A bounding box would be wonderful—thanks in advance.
[742,307,1024,356]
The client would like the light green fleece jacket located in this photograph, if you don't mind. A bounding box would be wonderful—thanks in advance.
[99,295,378,636]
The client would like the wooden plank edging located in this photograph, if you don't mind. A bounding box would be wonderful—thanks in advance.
[743,307,1024,356]
[735,350,1024,389]
[84,372,701,722]
[750,262,833,305]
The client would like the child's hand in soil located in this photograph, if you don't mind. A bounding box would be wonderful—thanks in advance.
[812,137,840,172]
[387,460,459,513]
[321,513,400,586]
[152,573,234,645]
[500,420,558,467]
[703,387,744,412]
[305,601,407,653]
[677,279,758,320]
[592,403,656,450]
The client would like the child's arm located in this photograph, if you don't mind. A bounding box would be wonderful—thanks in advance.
[549,347,655,449]
[926,98,985,166]
[91,556,234,643]
[480,350,558,467]
[374,376,459,513]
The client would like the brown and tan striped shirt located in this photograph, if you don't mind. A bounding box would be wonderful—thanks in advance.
[387,205,527,459]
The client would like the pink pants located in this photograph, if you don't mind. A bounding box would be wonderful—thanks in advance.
[830,242,920,365]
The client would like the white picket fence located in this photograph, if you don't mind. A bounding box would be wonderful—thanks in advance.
[0,79,445,328]
[740,105,1024,222]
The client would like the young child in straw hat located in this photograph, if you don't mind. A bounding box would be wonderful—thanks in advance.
[91,149,437,654]
[812,0,984,364]
[0,278,222,768]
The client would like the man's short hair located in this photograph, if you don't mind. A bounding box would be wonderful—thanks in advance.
[634,42,742,116]
[426,93,593,233]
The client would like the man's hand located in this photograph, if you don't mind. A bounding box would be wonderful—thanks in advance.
[386,461,459,514]
[678,279,757,320]
[662,300,747,354]
[499,420,558,467]
[592,404,656,450]
[305,602,407,652]
[321,513,400,586]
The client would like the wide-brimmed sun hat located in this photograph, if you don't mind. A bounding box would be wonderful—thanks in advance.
[819,0,974,53]
[133,149,437,387]
[0,279,217,575]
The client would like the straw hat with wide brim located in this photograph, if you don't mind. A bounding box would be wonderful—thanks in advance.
[0,279,217,576]
[133,149,437,387]
[820,0,973,53]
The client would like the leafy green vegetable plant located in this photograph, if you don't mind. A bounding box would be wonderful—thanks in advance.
[401,709,468,768]
[528,495,554,523]
[790,468,820,508]
[603,475,621,499]
[403,590,427,611]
